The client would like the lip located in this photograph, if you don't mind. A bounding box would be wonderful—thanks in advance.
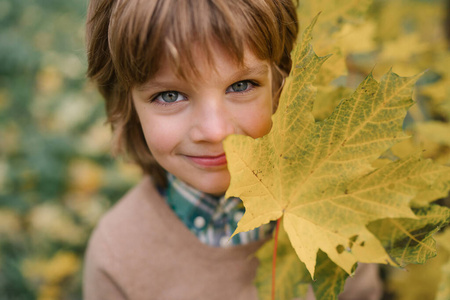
[185,153,227,167]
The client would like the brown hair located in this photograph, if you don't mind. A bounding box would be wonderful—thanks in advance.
[86,0,298,187]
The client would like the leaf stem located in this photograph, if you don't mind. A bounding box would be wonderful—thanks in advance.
[272,217,281,300]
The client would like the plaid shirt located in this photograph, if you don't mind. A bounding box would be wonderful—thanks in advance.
[164,173,274,247]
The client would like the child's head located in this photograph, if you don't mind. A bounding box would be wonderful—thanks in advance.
[86,0,298,191]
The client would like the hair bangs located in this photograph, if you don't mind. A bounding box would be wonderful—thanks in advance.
[108,0,292,89]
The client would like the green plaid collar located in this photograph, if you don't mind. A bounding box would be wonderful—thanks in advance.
[164,172,274,247]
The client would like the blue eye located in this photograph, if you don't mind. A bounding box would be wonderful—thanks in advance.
[226,80,254,93]
[155,91,186,103]
[231,81,248,92]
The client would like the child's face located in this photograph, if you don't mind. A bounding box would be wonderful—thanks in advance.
[132,45,274,195]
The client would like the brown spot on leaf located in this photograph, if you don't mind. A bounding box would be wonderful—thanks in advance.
[336,245,345,254]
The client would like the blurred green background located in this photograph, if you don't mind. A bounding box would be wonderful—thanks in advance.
[0,1,140,299]
[0,0,449,299]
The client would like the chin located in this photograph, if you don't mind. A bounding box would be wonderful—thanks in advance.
[192,173,230,196]
[198,181,229,196]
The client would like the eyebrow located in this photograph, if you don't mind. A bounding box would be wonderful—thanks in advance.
[136,63,270,92]
[230,64,269,82]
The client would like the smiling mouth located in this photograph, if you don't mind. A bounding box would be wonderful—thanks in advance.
[185,153,227,167]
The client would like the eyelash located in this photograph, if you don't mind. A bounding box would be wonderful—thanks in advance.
[150,80,260,105]
[151,91,187,106]
[226,80,260,94]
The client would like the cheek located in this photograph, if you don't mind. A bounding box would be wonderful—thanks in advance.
[237,94,274,138]
[139,116,182,156]
[248,108,273,138]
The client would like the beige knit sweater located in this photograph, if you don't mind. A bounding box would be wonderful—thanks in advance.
[83,176,382,300]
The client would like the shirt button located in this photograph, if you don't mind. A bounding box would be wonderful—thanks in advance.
[220,236,229,247]
[194,216,206,228]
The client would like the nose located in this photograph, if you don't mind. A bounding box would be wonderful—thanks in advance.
[189,97,235,143]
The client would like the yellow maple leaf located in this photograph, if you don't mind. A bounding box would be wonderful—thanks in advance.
[385,228,450,300]
[224,16,448,277]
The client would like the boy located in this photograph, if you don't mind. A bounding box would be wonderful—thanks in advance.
[83,0,382,299]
